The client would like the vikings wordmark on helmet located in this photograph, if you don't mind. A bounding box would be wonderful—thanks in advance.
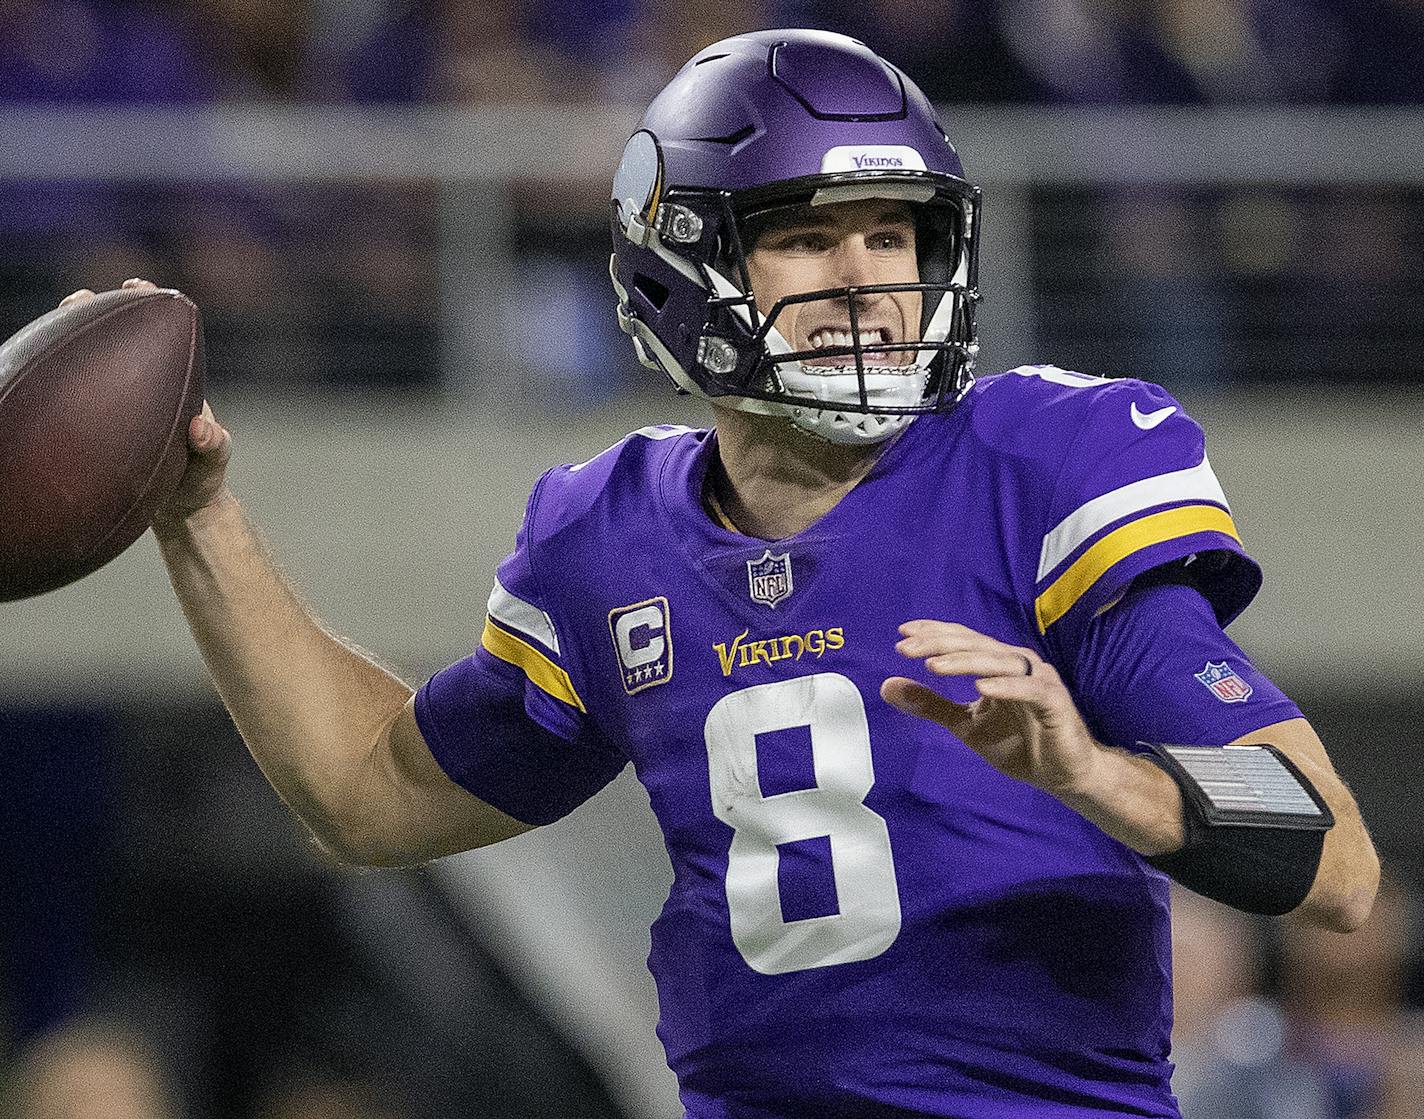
[819,145,929,174]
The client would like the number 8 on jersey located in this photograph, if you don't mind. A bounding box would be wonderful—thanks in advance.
[705,673,903,975]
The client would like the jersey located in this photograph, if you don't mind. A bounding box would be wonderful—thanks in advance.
[415,366,1303,1119]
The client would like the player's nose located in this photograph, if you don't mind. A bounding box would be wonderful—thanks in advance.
[830,239,890,307]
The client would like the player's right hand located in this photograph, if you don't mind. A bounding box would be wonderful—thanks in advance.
[154,396,234,531]
[58,278,234,533]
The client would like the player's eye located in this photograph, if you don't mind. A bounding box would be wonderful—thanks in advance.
[869,229,912,252]
[772,230,831,253]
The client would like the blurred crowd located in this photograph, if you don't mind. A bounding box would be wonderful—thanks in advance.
[2,0,1422,397]
[3,0,1422,107]
[0,704,630,1119]
[1172,883,1424,1119]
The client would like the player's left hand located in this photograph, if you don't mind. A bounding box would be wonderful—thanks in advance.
[882,621,1104,799]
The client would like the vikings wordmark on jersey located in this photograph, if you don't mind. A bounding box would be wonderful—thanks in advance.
[713,626,846,677]
[415,368,1304,1118]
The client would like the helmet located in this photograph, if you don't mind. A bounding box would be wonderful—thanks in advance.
[610,29,981,445]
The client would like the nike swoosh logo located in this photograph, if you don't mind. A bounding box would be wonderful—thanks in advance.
[1131,402,1177,430]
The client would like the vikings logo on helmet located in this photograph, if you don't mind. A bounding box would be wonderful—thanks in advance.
[608,30,982,446]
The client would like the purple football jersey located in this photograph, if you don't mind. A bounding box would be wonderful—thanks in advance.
[416,366,1300,1118]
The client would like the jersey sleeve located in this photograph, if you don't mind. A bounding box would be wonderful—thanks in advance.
[1033,377,1261,650]
[413,475,627,826]
[1067,579,1303,749]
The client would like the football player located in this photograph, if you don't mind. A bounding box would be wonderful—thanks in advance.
[70,28,1379,1119]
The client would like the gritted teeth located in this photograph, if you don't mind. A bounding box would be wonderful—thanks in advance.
[807,326,890,351]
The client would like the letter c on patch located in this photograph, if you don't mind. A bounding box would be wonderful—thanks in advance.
[615,605,665,668]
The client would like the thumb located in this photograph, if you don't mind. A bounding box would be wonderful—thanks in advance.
[881,677,976,734]
[188,401,228,454]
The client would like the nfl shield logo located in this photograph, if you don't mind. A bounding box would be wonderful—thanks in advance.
[747,550,794,608]
[1194,661,1254,704]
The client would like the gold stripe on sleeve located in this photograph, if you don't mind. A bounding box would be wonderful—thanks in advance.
[1035,504,1241,632]
[480,617,587,713]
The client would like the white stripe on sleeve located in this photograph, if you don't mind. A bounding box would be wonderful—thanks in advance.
[487,578,561,656]
[1011,365,1110,388]
[1036,457,1231,582]
[568,425,694,472]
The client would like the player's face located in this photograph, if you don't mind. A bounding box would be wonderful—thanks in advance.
[744,199,922,368]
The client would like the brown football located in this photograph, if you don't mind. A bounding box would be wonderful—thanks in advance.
[0,288,205,602]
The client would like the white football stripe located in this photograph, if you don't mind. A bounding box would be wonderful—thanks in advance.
[568,425,694,472]
[1037,457,1231,582]
[488,578,560,656]
[1011,365,1109,388]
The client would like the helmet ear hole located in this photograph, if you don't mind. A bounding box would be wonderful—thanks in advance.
[634,274,671,311]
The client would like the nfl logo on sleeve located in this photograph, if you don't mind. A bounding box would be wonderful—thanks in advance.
[1194,661,1254,703]
[609,597,673,695]
[747,550,794,608]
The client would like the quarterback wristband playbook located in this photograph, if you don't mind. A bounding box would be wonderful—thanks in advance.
[1142,742,1334,915]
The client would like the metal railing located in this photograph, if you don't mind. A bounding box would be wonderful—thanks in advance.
[6,104,1423,378]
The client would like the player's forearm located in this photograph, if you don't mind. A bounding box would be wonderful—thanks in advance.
[1289,791,1379,932]
[1263,723,1380,932]
[1064,728,1379,931]
[1054,745,1187,857]
[154,489,412,853]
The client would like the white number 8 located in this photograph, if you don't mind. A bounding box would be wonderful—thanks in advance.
[704,673,902,974]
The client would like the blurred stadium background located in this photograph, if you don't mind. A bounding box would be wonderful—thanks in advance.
[1,2,1422,1117]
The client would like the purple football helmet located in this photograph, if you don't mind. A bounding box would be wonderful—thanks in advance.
[610,29,981,444]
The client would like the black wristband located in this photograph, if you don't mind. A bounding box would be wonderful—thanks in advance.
[1141,742,1333,916]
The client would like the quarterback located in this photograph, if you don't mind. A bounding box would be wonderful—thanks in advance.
[71,29,1378,1119]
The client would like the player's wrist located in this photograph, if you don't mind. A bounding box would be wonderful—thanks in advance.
[1039,732,1112,802]
[151,486,240,541]
[1052,744,1187,856]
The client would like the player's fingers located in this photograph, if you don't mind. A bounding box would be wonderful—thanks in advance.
[187,410,230,457]
[923,650,1038,679]
[973,672,1056,707]
[899,619,987,640]
[121,277,158,290]
[207,423,232,463]
[897,632,995,658]
[897,628,1036,662]
[881,677,976,732]
[898,619,1022,648]
[58,288,96,308]
[899,620,1025,645]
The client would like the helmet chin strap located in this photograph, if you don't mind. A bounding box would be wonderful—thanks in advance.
[703,266,956,446]
[785,406,916,446]
[771,359,928,446]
